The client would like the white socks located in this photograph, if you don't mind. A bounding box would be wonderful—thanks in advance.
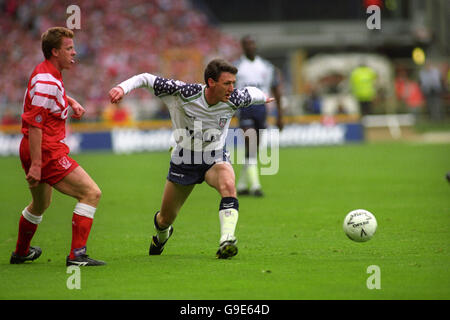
[247,163,261,191]
[154,212,171,243]
[22,207,42,225]
[156,225,171,243]
[237,164,249,191]
[74,202,96,219]
[219,208,238,244]
[237,161,261,191]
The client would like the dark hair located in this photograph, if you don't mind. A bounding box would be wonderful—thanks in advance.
[204,59,238,87]
[41,27,74,60]
[241,34,255,45]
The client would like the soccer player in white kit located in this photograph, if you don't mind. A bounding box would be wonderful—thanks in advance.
[234,35,283,197]
[109,59,273,258]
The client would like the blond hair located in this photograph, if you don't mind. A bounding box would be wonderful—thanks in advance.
[41,27,74,60]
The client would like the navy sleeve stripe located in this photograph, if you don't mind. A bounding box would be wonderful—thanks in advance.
[153,77,202,99]
[228,88,252,108]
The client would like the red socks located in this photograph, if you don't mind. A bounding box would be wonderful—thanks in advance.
[70,214,93,259]
[15,213,39,256]
[14,203,96,259]
[69,203,96,259]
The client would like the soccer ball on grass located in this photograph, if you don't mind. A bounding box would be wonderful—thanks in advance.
[343,209,377,242]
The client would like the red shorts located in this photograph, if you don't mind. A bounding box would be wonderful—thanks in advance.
[20,138,79,186]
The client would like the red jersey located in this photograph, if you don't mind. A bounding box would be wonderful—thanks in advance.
[21,60,70,158]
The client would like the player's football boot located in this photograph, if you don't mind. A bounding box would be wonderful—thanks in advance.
[10,246,42,264]
[250,189,264,197]
[237,189,250,196]
[149,226,173,255]
[216,239,238,259]
[66,254,106,266]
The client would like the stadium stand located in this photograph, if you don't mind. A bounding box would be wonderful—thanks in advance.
[0,0,241,123]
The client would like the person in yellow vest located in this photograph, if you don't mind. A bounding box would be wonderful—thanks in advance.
[350,63,378,115]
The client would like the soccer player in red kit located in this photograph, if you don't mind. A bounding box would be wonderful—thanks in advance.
[10,27,105,266]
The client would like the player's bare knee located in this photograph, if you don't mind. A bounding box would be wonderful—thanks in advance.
[44,198,51,210]
[29,201,50,215]
[80,184,101,206]
[95,185,102,200]
[219,179,236,198]
[90,185,102,204]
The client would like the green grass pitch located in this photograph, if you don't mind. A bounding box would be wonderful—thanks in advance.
[0,141,449,300]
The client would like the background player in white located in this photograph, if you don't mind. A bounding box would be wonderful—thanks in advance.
[234,35,283,197]
[109,59,274,258]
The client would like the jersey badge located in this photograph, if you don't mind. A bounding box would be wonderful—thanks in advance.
[219,117,228,129]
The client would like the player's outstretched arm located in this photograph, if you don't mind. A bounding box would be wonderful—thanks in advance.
[110,73,157,104]
[240,86,274,107]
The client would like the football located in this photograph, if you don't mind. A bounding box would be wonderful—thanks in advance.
[343,209,377,242]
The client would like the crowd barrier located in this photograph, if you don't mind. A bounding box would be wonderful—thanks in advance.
[0,115,364,156]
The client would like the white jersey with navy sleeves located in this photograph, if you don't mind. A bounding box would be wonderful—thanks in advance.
[117,73,267,151]
[234,56,278,96]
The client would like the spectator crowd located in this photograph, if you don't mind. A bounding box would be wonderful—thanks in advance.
[1,0,448,125]
[0,0,241,123]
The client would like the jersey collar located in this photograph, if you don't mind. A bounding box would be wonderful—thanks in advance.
[43,59,63,80]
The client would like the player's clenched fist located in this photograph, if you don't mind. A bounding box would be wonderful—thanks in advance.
[109,86,124,103]
[26,164,41,188]
[70,100,85,119]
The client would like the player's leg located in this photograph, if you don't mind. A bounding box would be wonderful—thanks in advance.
[247,106,268,196]
[205,162,239,258]
[236,129,250,195]
[53,165,104,266]
[205,162,236,198]
[249,127,264,196]
[236,109,253,195]
[158,179,195,227]
[241,126,263,196]
[237,106,265,197]
[54,165,101,206]
[150,180,195,255]
[10,183,51,264]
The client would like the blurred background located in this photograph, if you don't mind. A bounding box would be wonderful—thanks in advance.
[1,0,449,153]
